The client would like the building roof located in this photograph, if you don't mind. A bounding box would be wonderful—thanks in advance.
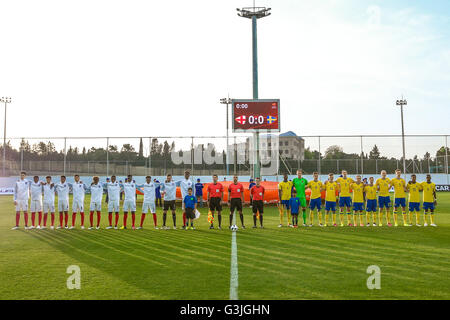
[260,131,303,139]
[280,131,300,138]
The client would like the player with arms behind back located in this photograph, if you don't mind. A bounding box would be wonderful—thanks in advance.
[364,177,378,226]
[70,174,87,229]
[12,172,30,230]
[324,173,339,227]
[376,170,391,226]
[391,169,408,227]
[29,176,43,229]
[351,175,365,227]
[122,175,137,230]
[55,176,70,229]
[292,170,308,226]
[407,174,422,226]
[89,176,103,230]
[139,176,159,229]
[278,173,293,227]
[336,170,354,226]
[421,174,437,227]
[307,172,323,227]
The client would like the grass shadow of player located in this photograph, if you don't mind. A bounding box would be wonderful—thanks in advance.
[26,228,232,299]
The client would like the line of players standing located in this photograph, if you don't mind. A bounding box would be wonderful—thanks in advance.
[11,170,266,230]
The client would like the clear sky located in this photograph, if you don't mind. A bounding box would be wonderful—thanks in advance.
[1,0,449,143]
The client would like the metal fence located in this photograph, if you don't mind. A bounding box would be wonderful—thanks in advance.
[0,135,448,181]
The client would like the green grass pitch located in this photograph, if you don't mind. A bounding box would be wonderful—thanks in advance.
[0,194,449,300]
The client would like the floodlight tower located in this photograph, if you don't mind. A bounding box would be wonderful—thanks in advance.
[396,97,407,179]
[237,5,271,179]
[0,97,11,177]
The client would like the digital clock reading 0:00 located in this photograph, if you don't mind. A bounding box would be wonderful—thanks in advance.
[235,104,248,109]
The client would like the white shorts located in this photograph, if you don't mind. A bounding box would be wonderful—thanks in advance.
[58,200,69,212]
[123,200,136,212]
[107,199,120,213]
[30,200,42,212]
[72,199,84,212]
[43,201,55,213]
[90,201,102,212]
[15,200,29,212]
[142,201,156,214]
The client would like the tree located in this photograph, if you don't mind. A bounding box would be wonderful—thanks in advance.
[108,145,118,153]
[324,145,344,159]
[138,138,144,158]
[423,152,431,160]
[162,141,171,159]
[150,138,159,156]
[369,145,381,159]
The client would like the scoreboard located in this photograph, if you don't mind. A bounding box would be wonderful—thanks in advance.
[232,99,280,132]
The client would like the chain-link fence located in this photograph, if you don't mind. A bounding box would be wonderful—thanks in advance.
[0,135,448,182]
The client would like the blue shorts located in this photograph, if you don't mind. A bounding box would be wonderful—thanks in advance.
[339,196,352,207]
[281,200,290,210]
[408,202,420,212]
[325,201,336,212]
[310,198,322,210]
[394,198,406,208]
[353,202,364,211]
[423,202,435,211]
[366,199,377,212]
[378,196,391,208]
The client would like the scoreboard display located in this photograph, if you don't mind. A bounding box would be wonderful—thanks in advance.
[232,99,280,132]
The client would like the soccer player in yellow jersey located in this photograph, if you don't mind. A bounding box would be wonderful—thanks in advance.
[351,176,365,227]
[278,173,293,228]
[324,173,339,227]
[421,174,437,227]
[407,174,422,226]
[364,177,378,226]
[391,169,407,226]
[336,170,354,226]
[307,172,323,227]
[375,170,391,226]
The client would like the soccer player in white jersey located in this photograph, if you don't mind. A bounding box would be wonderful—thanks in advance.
[106,175,121,229]
[138,175,159,229]
[12,171,30,230]
[179,170,195,229]
[121,174,137,229]
[55,176,70,229]
[70,174,87,229]
[42,176,55,229]
[160,173,177,229]
[29,176,43,229]
[89,176,104,230]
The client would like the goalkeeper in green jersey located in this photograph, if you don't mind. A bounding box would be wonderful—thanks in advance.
[292,169,308,226]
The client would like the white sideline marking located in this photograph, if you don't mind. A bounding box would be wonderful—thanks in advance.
[229,213,239,300]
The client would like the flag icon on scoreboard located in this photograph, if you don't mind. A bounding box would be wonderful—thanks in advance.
[235,115,246,125]
[267,116,277,124]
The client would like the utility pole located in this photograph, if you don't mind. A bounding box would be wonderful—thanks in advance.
[220,96,232,176]
[0,97,12,176]
[396,97,407,179]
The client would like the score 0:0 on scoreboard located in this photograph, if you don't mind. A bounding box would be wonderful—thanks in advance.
[231,99,280,132]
